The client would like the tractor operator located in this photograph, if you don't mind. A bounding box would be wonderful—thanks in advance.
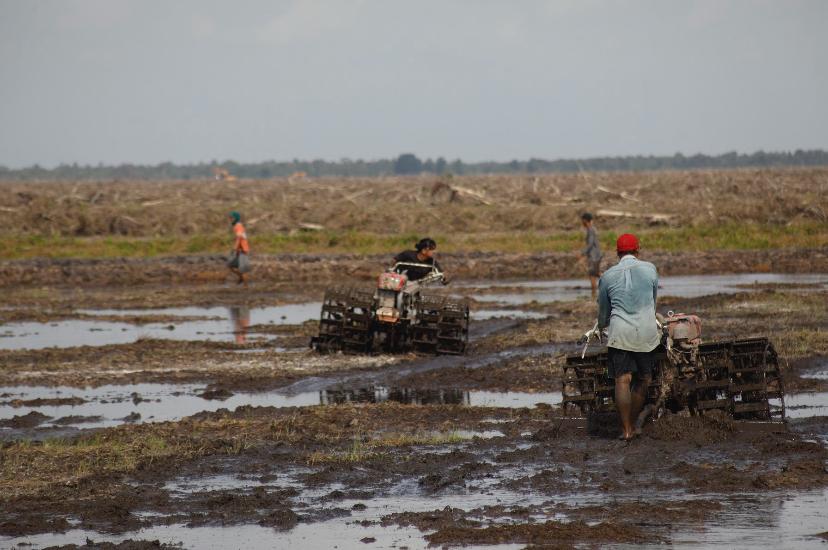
[393,237,447,283]
[597,233,659,441]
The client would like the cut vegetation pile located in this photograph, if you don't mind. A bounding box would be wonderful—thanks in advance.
[0,168,826,258]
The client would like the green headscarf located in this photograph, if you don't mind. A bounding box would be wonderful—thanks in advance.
[229,211,241,226]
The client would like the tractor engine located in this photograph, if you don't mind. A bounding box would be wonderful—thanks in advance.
[375,272,407,324]
[311,262,469,355]
[660,312,702,370]
[562,311,785,425]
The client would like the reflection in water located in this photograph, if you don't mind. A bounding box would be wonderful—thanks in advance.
[317,387,564,408]
[0,385,562,433]
[320,387,469,406]
[229,306,250,344]
[1,303,322,350]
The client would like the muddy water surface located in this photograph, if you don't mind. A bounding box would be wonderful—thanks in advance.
[0,303,543,351]
[0,384,563,433]
[458,272,828,303]
[1,274,827,549]
[0,523,524,550]
[7,381,823,433]
[785,392,828,419]
[668,489,828,549]
[3,482,826,549]
[4,273,825,350]
[0,303,322,350]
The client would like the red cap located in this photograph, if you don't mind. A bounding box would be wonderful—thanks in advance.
[616,233,639,253]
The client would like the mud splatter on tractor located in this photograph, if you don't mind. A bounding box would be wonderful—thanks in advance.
[562,312,785,426]
[311,262,469,355]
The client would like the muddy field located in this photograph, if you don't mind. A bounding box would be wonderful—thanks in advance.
[1,171,828,548]
[1,265,827,548]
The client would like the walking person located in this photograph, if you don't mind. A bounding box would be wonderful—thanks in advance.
[579,212,603,300]
[597,233,659,441]
[227,211,251,287]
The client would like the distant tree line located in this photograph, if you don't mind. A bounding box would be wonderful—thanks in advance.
[2,150,827,181]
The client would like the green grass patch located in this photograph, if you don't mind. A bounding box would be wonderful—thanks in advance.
[1,222,825,260]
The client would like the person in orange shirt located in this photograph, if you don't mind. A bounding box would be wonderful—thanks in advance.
[227,211,251,287]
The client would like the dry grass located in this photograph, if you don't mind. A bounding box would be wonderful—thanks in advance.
[0,405,489,499]
[697,290,828,360]
[1,168,825,258]
[0,411,326,499]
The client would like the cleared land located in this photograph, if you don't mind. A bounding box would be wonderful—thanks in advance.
[0,169,827,548]
[0,168,825,260]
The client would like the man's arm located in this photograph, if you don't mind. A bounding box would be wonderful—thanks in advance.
[597,276,611,329]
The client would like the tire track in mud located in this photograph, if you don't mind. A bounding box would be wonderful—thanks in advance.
[279,327,576,395]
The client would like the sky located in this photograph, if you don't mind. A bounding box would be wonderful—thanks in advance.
[0,0,826,168]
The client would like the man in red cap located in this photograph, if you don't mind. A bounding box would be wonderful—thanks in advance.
[597,233,659,441]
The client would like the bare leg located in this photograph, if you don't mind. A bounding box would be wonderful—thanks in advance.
[229,267,247,285]
[631,375,651,434]
[615,372,634,439]
[589,276,598,300]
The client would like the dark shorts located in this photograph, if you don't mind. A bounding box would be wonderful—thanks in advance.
[587,259,601,277]
[607,347,655,379]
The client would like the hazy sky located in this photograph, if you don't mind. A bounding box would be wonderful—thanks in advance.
[1,0,826,167]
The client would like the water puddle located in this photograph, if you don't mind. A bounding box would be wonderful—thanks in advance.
[0,522,475,550]
[0,303,321,350]
[473,309,548,320]
[4,488,826,549]
[456,272,828,304]
[0,384,562,433]
[78,303,321,323]
[164,472,273,495]
[666,489,828,549]
[319,387,562,408]
[0,384,320,431]
[800,359,828,381]
[6,273,822,352]
[784,392,828,419]
[0,302,547,350]
[2,380,821,435]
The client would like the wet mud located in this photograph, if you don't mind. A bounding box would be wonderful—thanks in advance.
[2,402,827,548]
[2,248,827,291]
[0,411,52,428]
[2,264,828,547]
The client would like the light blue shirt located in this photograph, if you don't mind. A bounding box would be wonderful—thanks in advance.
[597,255,660,352]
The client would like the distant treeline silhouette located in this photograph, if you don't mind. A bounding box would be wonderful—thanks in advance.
[2,150,827,180]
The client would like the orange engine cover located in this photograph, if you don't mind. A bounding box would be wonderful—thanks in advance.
[378,272,407,291]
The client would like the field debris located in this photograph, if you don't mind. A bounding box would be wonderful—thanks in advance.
[1,171,827,548]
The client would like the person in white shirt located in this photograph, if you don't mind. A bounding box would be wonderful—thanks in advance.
[597,233,659,441]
